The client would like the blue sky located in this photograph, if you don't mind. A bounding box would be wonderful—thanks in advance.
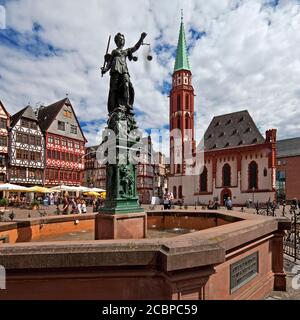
[0,0,300,154]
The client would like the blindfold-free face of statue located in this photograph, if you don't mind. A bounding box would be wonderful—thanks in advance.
[115,33,125,48]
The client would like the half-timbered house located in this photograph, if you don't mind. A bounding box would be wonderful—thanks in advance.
[8,106,45,185]
[0,101,10,187]
[37,98,87,186]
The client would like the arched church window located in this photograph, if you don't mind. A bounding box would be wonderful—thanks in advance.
[200,166,208,192]
[223,164,231,187]
[173,186,177,199]
[178,186,183,199]
[249,161,258,189]
[264,168,267,177]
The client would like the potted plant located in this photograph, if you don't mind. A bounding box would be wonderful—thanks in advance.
[31,199,40,211]
[0,198,8,210]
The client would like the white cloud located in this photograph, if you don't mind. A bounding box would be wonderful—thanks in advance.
[0,0,299,152]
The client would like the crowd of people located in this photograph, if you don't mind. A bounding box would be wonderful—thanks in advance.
[59,195,104,215]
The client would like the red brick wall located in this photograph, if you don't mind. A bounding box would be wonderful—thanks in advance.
[277,156,300,200]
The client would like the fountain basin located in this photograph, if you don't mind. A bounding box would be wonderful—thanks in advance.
[0,210,290,300]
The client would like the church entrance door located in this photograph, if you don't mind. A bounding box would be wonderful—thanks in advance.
[220,188,232,206]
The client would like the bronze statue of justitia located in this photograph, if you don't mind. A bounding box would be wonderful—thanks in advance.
[101,32,147,115]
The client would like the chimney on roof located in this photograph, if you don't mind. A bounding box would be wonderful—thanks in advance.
[265,129,277,143]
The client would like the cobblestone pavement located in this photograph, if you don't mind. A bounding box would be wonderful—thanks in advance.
[266,257,300,300]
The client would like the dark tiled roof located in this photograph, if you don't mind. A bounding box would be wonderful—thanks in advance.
[37,98,69,131]
[37,97,87,142]
[10,105,38,128]
[204,110,264,151]
[277,138,300,158]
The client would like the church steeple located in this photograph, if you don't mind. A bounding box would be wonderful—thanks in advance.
[174,12,190,72]
[169,13,195,176]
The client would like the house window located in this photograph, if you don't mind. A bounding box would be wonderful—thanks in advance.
[36,136,41,146]
[21,119,29,127]
[63,110,72,118]
[36,152,41,161]
[68,141,73,148]
[0,118,6,129]
[249,161,258,190]
[0,173,5,182]
[70,125,77,134]
[22,134,28,144]
[30,121,37,130]
[0,155,5,166]
[29,135,35,145]
[55,137,60,145]
[62,139,67,147]
[74,142,80,149]
[48,136,54,144]
[16,149,22,160]
[58,121,65,131]
[223,164,231,187]
[61,152,65,161]
[30,151,35,161]
[20,169,26,179]
[200,166,208,192]
[28,170,35,179]
[264,168,268,177]
[0,136,7,146]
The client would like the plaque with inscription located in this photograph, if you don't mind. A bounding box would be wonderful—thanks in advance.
[230,252,258,293]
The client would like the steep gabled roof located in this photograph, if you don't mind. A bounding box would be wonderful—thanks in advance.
[37,98,68,131]
[10,105,38,128]
[203,110,265,151]
[37,97,87,142]
[277,138,300,158]
[0,100,10,118]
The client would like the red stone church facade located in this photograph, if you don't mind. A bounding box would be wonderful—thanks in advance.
[168,19,277,206]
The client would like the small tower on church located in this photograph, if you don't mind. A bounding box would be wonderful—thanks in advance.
[170,13,195,175]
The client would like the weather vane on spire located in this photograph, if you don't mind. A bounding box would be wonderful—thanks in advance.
[181,9,184,22]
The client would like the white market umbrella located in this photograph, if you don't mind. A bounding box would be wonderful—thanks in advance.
[90,187,106,193]
[0,183,30,192]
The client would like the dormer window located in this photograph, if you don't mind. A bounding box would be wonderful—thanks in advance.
[224,142,230,148]
[244,127,251,133]
[231,129,237,136]
[252,138,258,144]
[238,140,243,146]
[207,134,212,139]
[214,122,220,128]
[239,117,244,123]
[226,119,231,126]
[211,144,217,149]
[219,132,225,138]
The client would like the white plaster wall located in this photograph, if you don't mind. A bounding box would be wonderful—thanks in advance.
[215,157,238,187]
[241,152,271,191]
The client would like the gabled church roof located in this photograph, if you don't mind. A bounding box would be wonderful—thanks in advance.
[10,105,38,128]
[174,18,191,72]
[203,110,265,151]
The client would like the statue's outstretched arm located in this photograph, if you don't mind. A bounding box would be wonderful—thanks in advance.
[129,32,147,54]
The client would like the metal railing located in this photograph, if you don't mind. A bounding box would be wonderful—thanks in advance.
[283,205,300,262]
